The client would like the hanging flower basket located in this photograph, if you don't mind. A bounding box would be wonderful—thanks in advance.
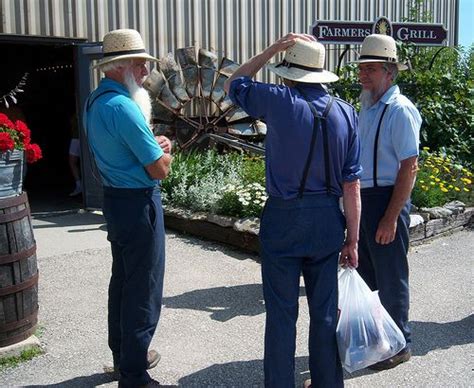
[0,113,42,198]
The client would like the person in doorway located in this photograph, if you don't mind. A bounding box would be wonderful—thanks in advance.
[224,34,362,388]
[83,28,172,388]
[68,113,82,196]
[353,34,421,370]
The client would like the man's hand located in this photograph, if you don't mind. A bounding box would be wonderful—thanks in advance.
[339,241,358,268]
[375,215,397,245]
[267,33,316,56]
[155,135,172,154]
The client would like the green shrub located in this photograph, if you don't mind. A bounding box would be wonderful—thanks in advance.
[412,148,473,208]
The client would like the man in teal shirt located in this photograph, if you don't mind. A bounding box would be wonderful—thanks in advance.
[84,29,172,388]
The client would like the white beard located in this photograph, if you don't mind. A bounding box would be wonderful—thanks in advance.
[360,90,375,109]
[124,71,152,130]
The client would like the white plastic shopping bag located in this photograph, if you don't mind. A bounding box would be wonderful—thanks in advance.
[336,267,406,372]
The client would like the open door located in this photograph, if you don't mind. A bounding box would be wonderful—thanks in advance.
[74,43,103,209]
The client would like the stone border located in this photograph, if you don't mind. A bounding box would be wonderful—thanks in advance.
[164,203,473,254]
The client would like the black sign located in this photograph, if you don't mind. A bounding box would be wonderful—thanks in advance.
[311,17,447,46]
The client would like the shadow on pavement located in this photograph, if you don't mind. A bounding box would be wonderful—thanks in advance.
[31,211,106,230]
[23,372,114,387]
[411,314,473,356]
[163,284,306,322]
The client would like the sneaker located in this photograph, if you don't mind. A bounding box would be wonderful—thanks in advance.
[369,347,412,371]
[105,350,162,380]
[303,379,312,388]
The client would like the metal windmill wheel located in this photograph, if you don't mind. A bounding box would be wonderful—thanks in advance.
[143,47,266,155]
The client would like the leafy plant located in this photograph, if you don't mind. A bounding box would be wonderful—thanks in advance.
[412,148,472,208]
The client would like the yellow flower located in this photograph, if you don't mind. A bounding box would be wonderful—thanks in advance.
[443,167,450,173]
[454,187,461,192]
[421,185,427,191]
[435,177,441,182]
[448,185,454,189]
[433,168,440,174]
[430,175,436,179]
[464,188,470,192]
[461,178,472,184]
[419,180,425,184]
[430,182,436,186]
[422,146,430,151]
[441,187,448,192]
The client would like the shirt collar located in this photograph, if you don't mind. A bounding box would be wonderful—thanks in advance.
[100,77,130,96]
[380,84,400,105]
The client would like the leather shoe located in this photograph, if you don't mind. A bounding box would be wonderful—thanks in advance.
[369,347,412,371]
[105,350,161,380]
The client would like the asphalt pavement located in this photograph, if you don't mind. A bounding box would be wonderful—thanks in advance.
[0,211,472,387]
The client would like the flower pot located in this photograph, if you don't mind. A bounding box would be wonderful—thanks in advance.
[0,149,24,198]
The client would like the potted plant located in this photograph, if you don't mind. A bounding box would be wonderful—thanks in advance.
[0,113,42,198]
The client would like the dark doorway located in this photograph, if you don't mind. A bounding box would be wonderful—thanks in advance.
[0,37,84,214]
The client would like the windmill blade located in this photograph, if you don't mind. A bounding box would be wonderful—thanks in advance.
[158,53,190,103]
[143,69,166,98]
[176,47,198,98]
[225,107,250,123]
[199,49,218,98]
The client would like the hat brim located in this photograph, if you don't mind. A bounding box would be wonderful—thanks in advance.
[92,53,158,69]
[267,63,339,83]
[351,58,408,71]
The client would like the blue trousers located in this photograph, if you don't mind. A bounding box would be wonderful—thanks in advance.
[357,186,411,345]
[103,187,165,387]
[260,194,345,388]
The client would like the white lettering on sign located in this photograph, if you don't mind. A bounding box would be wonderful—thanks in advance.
[318,25,371,38]
[397,27,437,40]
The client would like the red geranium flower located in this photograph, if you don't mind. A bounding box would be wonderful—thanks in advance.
[15,120,31,146]
[0,132,15,152]
[25,143,43,163]
[0,113,14,129]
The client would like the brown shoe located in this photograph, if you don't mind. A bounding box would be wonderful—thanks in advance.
[369,347,412,371]
[106,350,162,380]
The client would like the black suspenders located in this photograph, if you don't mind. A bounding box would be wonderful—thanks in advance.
[372,103,389,188]
[297,90,334,198]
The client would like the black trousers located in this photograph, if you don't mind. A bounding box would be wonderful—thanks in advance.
[103,186,165,386]
[357,186,411,345]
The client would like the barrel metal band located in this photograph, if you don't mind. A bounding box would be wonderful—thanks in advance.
[0,207,30,223]
[0,325,37,347]
[0,271,39,297]
[0,245,37,265]
[0,192,28,208]
[0,308,38,333]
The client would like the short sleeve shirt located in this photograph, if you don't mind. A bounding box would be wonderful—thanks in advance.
[83,78,163,188]
[228,76,362,199]
[359,85,421,188]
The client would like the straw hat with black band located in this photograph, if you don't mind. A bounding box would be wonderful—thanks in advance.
[93,29,158,69]
[267,39,339,83]
[352,34,408,71]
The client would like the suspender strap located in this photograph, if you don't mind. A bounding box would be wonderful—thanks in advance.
[84,90,119,185]
[320,98,334,194]
[297,89,334,198]
[373,103,389,188]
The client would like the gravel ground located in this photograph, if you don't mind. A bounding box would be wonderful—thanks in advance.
[0,212,472,387]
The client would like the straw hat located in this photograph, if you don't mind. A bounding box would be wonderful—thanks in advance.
[267,39,339,83]
[353,34,408,71]
[93,29,158,68]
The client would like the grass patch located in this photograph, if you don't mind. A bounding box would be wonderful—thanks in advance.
[0,346,44,370]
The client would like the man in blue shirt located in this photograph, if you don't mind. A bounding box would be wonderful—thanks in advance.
[84,29,172,388]
[353,34,421,370]
[224,33,362,388]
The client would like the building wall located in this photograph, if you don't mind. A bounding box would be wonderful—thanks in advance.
[1,0,459,80]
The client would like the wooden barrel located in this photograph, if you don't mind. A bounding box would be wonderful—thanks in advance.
[0,192,38,347]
